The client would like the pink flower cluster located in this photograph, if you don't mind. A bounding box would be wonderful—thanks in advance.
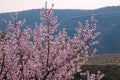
[81,71,105,80]
[0,3,100,80]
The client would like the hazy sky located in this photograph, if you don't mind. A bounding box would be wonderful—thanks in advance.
[0,0,120,13]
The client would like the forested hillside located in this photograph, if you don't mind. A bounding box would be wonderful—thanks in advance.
[0,6,120,53]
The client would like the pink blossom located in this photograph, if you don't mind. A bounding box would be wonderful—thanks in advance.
[0,2,101,80]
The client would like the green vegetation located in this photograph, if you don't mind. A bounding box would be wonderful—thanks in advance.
[74,54,120,80]
[79,65,120,80]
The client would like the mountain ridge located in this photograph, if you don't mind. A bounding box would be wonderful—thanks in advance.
[0,6,120,54]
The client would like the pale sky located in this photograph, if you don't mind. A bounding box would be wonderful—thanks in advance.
[0,0,120,13]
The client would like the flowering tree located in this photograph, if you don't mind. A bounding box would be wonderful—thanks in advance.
[0,2,101,80]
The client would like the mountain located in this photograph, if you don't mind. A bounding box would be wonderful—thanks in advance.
[0,6,120,54]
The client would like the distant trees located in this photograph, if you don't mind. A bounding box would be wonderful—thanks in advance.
[0,2,102,80]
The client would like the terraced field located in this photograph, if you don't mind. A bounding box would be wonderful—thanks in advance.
[85,54,120,65]
[75,54,120,80]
